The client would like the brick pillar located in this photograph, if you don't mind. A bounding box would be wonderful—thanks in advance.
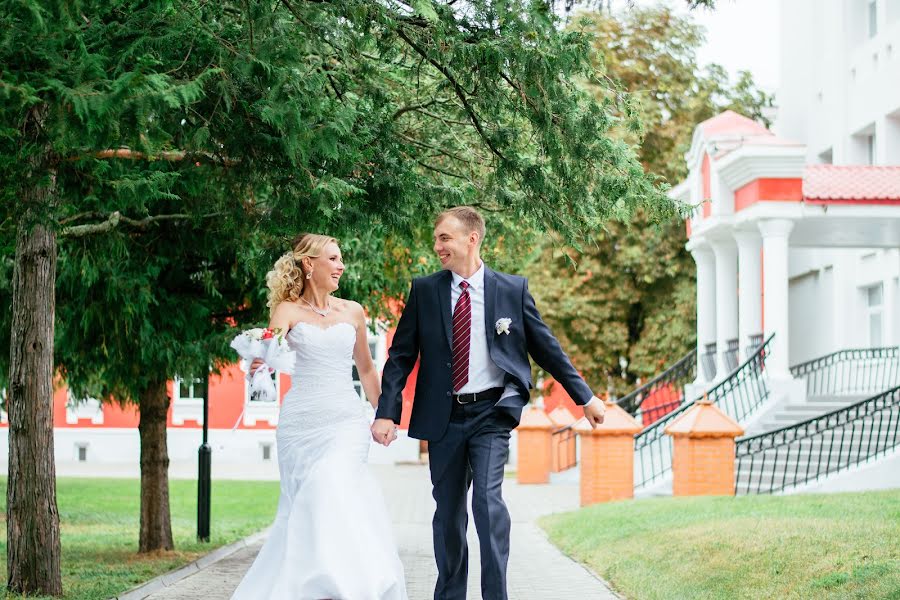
[548,406,576,473]
[575,400,642,506]
[517,406,554,484]
[664,398,744,497]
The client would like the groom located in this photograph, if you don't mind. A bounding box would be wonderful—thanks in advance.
[372,206,605,600]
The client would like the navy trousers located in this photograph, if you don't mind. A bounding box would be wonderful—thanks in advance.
[428,398,515,600]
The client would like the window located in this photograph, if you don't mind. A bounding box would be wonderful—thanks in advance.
[869,0,879,38]
[867,283,884,346]
[175,376,207,401]
[76,444,88,462]
[261,443,272,461]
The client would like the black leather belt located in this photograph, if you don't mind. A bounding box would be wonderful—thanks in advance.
[452,387,504,405]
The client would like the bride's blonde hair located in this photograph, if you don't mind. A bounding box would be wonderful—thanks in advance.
[266,233,338,315]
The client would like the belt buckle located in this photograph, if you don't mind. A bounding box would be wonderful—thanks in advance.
[456,391,475,405]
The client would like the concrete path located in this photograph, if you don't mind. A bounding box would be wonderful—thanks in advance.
[140,464,619,600]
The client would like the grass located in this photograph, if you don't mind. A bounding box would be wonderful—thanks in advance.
[0,477,280,600]
[540,490,900,600]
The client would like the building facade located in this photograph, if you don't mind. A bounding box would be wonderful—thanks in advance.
[671,0,900,402]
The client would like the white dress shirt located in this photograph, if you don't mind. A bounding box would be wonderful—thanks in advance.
[450,263,509,394]
[450,262,593,406]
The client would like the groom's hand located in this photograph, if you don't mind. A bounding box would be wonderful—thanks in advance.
[583,396,606,428]
[371,418,398,446]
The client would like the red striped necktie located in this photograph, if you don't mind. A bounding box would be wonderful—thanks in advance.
[451,280,472,392]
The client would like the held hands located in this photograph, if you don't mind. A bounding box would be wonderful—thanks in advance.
[583,395,606,428]
[371,418,399,446]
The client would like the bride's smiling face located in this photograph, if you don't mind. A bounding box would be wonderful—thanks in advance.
[305,242,345,292]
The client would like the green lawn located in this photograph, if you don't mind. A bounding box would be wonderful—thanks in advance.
[0,477,280,600]
[541,490,900,600]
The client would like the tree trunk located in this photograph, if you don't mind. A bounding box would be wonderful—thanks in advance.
[7,103,63,596]
[138,379,174,552]
[7,206,63,597]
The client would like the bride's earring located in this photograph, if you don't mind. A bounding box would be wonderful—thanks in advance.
[306,271,312,280]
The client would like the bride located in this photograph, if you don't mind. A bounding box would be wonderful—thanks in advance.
[230,233,407,600]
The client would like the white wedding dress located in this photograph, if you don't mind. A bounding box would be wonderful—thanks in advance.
[231,321,407,600]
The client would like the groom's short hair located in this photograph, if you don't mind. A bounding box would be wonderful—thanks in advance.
[436,206,486,245]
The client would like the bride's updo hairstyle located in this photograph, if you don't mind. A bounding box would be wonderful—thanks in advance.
[266,233,338,315]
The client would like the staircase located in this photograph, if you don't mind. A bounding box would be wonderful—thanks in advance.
[744,394,868,435]
[736,387,900,494]
[633,335,774,492]
[735,347,900,494]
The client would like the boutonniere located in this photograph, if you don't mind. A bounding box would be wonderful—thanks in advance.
[495,318,512,335]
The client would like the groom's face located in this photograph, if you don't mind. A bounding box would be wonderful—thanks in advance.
[433,216,477,273]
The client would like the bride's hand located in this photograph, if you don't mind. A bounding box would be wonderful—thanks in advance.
[250,358,267,375]
[371,418,398,446]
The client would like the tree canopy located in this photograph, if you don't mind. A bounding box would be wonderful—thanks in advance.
[527,5,774,395]
[1,0,681,397]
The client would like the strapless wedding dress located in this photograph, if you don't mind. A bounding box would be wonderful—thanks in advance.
[231,321,407,600]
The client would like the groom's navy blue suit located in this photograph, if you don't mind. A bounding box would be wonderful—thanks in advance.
[377,266,593,600]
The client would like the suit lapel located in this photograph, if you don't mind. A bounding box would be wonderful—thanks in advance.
[483,266,497,354]
[438,270,453,349]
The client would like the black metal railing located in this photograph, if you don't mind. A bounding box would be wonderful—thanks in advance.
[634,334,774,490]
[723,338,740,372]
[746,333,764,359]
[701,342,717,381]
[790,346,900,396]
[735,385,900,494]
[616,349,696,427]
[551,425,578,472]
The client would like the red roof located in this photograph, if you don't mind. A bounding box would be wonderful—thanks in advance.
[804,165,900,201]
[700,110,771,138]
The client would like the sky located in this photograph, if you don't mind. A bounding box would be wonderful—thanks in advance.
[684,0,781,93]
[605,0,783,94]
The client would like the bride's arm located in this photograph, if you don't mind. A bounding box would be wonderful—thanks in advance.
[250,303,294,374]
[351,303,381,410]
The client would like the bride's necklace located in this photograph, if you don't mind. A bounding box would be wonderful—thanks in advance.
[300,296,331,317]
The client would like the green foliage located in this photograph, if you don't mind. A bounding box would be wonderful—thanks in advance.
[527,6,775,393]
[0,0,682,402]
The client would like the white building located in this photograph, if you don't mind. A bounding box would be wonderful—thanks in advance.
[658,0,900,493]
[673,0,900,387]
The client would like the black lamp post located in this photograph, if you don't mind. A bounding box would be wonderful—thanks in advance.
[197,370,211,542]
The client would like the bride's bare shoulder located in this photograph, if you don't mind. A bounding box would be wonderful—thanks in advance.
[331,297,360,312]
[271,300,303,325]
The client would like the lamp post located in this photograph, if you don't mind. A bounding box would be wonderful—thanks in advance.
[197,370,211,542]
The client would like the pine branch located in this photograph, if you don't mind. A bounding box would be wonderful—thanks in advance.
[62,211,223,238]
[395,26,507,162]
[68,148,237,166]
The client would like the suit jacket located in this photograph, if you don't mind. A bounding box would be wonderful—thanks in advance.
[376,266,593,441]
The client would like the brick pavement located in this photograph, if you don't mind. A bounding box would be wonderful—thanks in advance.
[137,464,619,600]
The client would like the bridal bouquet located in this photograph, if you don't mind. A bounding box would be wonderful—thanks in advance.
[230,327,296,403]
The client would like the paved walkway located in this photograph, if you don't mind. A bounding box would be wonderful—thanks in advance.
[142,464,619,600]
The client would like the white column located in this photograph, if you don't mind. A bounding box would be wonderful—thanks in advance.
[711,238,739,377]
[758,219,795,379]
[884,273,897,346]
[690,243,717,384]
[734,229,763,361]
